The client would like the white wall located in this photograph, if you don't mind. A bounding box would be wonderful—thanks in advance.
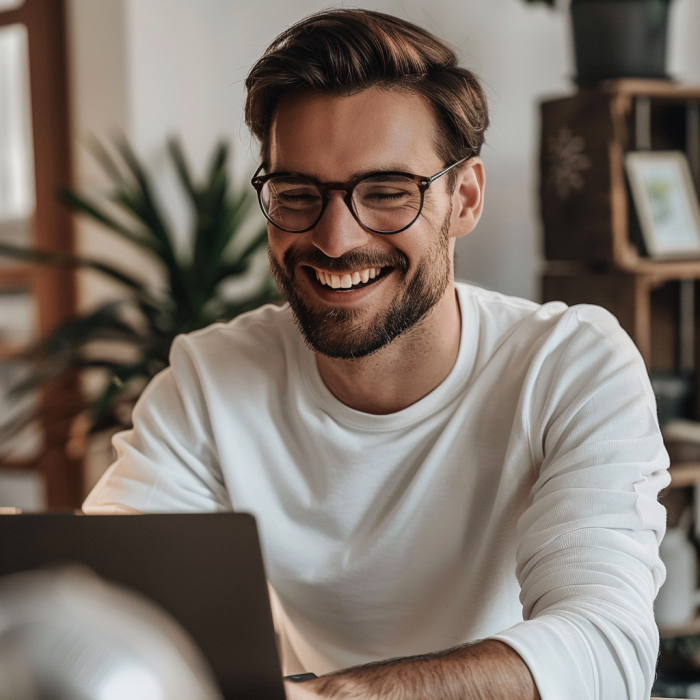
[68,0,137,313]
[70,0,700,303]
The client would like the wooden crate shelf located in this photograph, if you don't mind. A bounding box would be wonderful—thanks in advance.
[540,80,700,268]
[541,81,700,383]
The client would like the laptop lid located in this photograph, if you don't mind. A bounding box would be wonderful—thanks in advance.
[0,512,286,700]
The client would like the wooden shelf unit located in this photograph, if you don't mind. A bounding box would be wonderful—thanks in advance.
[541,79,700,269]
[541,81,700,379]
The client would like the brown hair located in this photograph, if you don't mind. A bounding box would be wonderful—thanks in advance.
[244,9,489,173]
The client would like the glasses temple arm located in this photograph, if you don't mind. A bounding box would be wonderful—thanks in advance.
[427,155,473,183]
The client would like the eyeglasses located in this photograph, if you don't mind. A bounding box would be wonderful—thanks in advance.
[250,156,472,235]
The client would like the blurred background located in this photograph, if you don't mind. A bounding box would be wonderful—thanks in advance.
[0,0,700,506]
[4,1,700,696]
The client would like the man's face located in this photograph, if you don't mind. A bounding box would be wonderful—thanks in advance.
[266,87,456,359]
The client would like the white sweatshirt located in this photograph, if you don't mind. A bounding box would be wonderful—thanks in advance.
[84,282,670,700]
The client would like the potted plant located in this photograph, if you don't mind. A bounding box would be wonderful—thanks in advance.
[524,0,673,84]
[0,139,280,455]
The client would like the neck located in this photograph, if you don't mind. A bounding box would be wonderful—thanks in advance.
[315,285,462,414]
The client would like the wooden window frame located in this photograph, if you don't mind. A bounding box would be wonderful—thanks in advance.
[0,0,81,508]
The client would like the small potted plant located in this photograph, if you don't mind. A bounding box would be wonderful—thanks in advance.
[524,0,673,84]
[0,139,280,456]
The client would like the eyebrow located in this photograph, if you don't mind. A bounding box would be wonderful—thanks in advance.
[269,163,421,182]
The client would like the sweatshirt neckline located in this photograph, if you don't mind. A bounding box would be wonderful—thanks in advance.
[299,284,477,432]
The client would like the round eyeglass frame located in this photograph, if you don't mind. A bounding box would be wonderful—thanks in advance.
[250,155,472,235]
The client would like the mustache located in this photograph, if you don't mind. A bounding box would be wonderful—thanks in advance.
[282,246,409,274]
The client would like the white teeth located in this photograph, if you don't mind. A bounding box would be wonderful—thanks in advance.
[315,267,383,288]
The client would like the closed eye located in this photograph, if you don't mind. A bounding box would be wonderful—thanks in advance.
[364,192,408,201]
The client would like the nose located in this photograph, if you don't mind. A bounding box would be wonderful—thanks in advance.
[310,191,372,258]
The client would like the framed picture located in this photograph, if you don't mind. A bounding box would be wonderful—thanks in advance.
[624,151,700,260]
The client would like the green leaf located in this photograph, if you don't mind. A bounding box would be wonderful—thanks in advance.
[86,138,129,188]
[113,140,174,249]
[91,360,150,425]
[167,138,198,204]
[111,141,194,312]
[0,242,150,295]
[189,142,232,296]
[8,303,146,387]
[58,189,162,254]
[214,225,268,285]
[1,136,278,445]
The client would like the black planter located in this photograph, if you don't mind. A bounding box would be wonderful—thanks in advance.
[571,0,671,84]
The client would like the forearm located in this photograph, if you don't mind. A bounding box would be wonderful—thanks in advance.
[285,640,540,700]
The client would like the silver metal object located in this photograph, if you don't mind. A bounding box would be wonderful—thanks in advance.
[0,566,223,700]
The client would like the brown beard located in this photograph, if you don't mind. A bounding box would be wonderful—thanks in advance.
[268,217,452,359]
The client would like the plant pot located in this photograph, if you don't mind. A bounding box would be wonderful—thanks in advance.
[571,0,671,84]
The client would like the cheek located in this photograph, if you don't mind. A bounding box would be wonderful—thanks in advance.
[267,227,292,265]
[417,195,450,234]
[393,228,434,269]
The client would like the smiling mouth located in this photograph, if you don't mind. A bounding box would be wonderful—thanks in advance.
[310,266,388,291]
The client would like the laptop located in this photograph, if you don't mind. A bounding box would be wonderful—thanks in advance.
[0,512,286,700]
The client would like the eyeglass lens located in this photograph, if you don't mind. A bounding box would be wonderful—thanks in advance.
[260,174,422,233]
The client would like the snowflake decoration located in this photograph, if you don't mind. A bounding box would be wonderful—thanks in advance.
[547,127,592,199]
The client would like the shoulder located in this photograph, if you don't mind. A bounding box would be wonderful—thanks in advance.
[178,302,294,349]
[457,286,659,467]
[125,303,299,441]
[457,281,543,317]
[168,302,299,381]
[456,281,632,363]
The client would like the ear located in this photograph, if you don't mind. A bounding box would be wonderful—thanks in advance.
[448,157,485,240]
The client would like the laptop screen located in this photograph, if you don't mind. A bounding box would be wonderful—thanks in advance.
[0,512,286,700]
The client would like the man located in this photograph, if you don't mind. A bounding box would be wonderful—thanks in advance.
[84,9,670,700]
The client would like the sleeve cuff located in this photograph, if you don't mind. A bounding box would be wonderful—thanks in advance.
[489,617,599,700]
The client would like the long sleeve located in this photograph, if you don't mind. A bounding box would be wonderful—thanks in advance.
[492,306,670,700]
[83,335,231,514]
[82,290,672,696]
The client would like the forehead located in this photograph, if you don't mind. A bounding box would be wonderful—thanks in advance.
[268,87,441,179]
